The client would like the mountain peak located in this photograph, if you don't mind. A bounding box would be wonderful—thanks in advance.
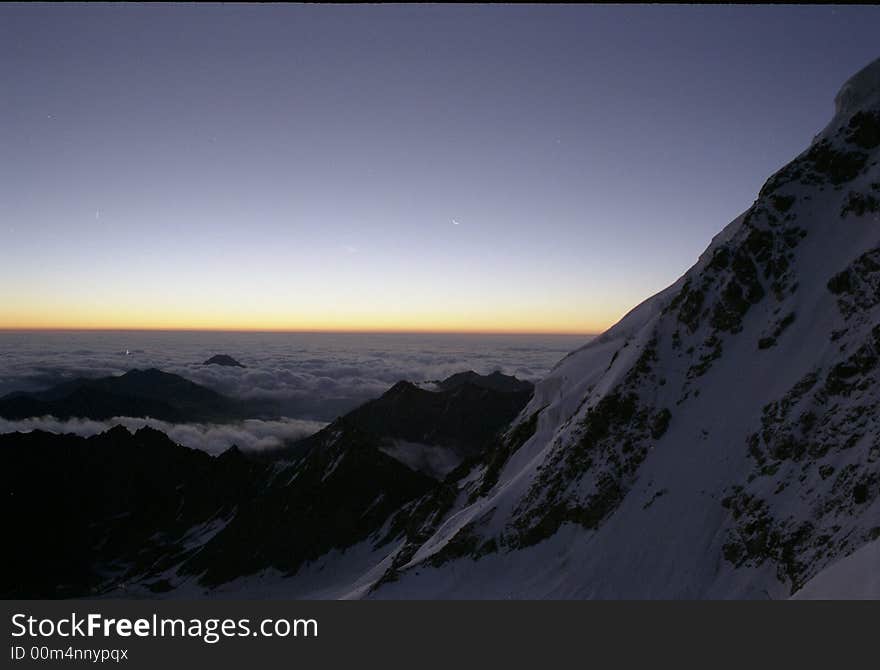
[122,368,168,379]
[437,370,533,393]
[387,380,418,394]
[203,354,245,368]
[102,424,132,439]
[834,56,880,121]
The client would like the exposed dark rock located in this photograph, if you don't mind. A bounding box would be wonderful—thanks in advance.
[203,354,245,368]
[435,370,534,394]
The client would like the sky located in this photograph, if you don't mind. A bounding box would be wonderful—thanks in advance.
[1,4,879,334]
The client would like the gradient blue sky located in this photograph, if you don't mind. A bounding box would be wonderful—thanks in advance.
[2,4,879,333]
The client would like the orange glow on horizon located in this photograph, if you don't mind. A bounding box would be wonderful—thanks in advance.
[0,326,600,336]
[0,290,630,336]
[0,311,610,337]
[0,320,604,337]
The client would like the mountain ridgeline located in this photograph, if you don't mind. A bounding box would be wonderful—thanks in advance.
[272,374,533,476]
[0,371,533,597]
[0,368,245,423]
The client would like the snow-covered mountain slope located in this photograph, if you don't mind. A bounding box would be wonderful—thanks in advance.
[363,57,880,599]
[792,538,880,599]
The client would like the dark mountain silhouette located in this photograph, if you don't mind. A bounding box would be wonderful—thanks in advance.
[0,424,432,597]
[0,427,268,598]
[177,422,434,588]
[0,370,531,597]
[435,370,534,393]
[268,372,534,475]
[0,368,243,422]
[343,377,532,452]
[203,354,245,368]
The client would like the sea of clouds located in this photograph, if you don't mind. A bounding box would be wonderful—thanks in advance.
[0,331,589,452]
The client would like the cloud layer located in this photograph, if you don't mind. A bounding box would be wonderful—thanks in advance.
[0,331,590,422]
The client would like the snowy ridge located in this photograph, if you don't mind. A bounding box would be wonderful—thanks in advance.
[832,57,880,128]
[363,57,880,599]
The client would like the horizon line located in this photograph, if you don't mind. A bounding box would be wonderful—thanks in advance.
[0,326,600,337]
